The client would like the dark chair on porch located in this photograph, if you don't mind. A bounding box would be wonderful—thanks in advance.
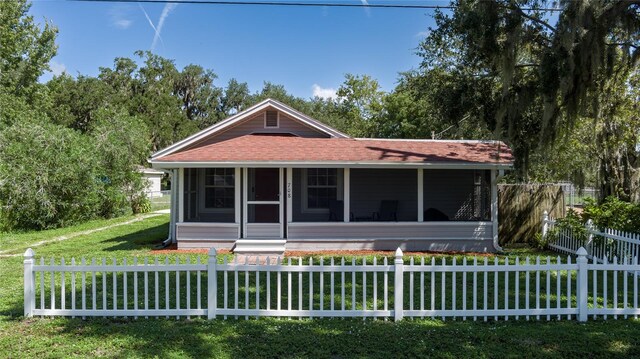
[328,200,343,221]
[356,200,398,221]
[374,200,398,221]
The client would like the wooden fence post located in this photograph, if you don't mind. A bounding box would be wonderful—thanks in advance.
[577,247,589,322]
[394,247,404,321]
[23,248,35,317]
[207,247,217,320]
[542,211,549,238]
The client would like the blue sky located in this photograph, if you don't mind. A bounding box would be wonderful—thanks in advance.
[30,0,445,99]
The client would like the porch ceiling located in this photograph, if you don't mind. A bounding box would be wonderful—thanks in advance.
[153,134,514,166]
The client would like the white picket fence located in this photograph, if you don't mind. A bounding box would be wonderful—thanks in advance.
[543,211,640,264]
[24,247,640,321]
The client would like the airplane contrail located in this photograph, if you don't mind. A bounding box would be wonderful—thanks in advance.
[152,2,178,51]
[139,4,165,49]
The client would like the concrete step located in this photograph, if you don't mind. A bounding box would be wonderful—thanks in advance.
[233,239,286,256]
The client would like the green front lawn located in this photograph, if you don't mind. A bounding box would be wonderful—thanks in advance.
[1,215,639,358]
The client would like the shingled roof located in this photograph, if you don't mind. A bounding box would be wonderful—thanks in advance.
[154,134,513,166]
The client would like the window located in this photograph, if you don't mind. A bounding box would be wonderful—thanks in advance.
[306,168,338,209]
[204,168,234,209]
[265,110,279,128]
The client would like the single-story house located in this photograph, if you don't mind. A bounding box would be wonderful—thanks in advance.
[149,99,514,253]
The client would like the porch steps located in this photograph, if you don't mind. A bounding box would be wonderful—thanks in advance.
[232,239,286,256]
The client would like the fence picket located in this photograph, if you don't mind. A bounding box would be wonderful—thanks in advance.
[494,257,498,321]
[308,257,313,315]
[525,257,530,321]
[472,257,477,321]
[331,257,335,312]
[50,258,55,311]
[566,256,571,320]
[320,257,324,312]
[604,256,608,320]
[452,257,457,320]
[341,257,345,312]
[373,257,377,313]
[409,257,414,312]
[133,257,138,319]
[102,258,107,311]
[441,257,446,320]
[186,257,191,320]
[503,257,508,321]
[61,258,66,310]
[71,258,75,317]
[362,258,366,316]
[383,257,388,315]
[483,257,488,322]
[92,258,97,312]
[462,257,467,321]
[123,258,127,313]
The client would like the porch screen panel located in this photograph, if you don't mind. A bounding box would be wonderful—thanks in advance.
[291,168,344,222]
[423,169,490,221]
[183,168,235,223]
[349,169,418,222]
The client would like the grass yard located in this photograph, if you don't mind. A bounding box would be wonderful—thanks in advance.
[1,215,640,358]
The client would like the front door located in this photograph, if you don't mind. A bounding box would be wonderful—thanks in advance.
[253,168,279,222]
[244,168,283,238]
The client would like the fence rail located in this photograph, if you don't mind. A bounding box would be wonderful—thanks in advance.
[24,247,640,321]
[543,211,640,264]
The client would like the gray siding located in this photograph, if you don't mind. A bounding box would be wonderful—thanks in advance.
[350,169,417,221]
[287,223,491,240]
[177,223,239,240]
[246,223,281,238]
[191,111,329,148]
[423,169,489,221]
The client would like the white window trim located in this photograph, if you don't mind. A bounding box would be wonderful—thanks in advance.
[198,168,235,214]
[264,111,280,129]
[301,168,343,214]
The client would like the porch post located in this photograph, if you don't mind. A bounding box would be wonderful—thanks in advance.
[286,168,293,224]
[490,169,502,251]
[279,168,284,238]
[417,168,424,222]
[344,168,350,222]
[168,169,177,243]
[242,167,248,238]
[234,168,241,238]
[178,168,184,223]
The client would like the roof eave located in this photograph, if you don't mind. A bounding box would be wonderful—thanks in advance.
[149,160,514,170]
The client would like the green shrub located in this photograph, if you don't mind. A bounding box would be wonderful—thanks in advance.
[582,196,640,233]
[0,122,103,230]
[131,195,151,214]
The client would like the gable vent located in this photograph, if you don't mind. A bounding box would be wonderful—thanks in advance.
[265,111,279,128]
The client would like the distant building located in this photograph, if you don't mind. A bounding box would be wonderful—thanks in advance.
[138,166,165,198]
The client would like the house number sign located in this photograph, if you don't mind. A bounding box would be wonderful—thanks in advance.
[287,182,292,199]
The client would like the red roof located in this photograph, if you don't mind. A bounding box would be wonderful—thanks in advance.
[155,134,513,165]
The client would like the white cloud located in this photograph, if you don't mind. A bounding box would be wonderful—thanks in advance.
[49,61,66,76]
[109,5,133,30]
[416,31,430,37]
[312,84,338,100]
